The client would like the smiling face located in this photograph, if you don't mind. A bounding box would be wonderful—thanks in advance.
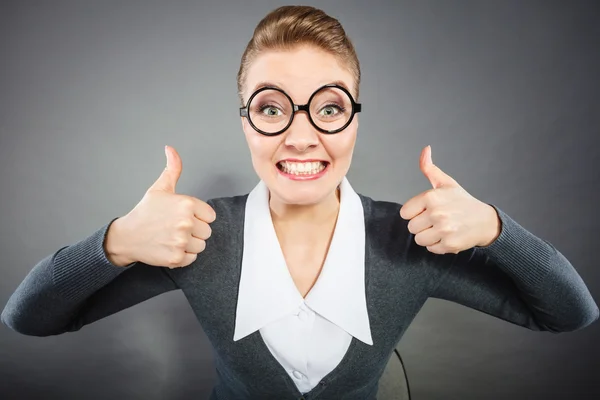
[241,45,359,206]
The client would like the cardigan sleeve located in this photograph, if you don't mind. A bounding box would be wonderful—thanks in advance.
[1,218,179,337]
[428,204,599,333]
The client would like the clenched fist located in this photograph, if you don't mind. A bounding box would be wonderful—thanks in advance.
[104,145,216,268]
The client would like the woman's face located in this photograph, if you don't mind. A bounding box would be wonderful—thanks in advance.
[241,45,358,206]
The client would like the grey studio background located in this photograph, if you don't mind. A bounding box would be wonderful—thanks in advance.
[1,0,599,399]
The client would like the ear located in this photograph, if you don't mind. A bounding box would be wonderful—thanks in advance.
[240,117,251,137]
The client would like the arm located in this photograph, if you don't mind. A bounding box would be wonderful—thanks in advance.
[1,217,179,337]
[427,205,599,333]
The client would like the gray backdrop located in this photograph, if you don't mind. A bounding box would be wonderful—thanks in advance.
[1,0,599,399]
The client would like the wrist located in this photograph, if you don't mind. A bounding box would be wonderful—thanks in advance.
[104,217,136,267]
[478,204,502,247]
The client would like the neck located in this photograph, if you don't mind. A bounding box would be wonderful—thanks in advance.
[269,186,341,227]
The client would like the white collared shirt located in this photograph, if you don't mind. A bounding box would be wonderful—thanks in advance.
[233,176,373,393]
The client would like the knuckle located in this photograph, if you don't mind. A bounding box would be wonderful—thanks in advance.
[439,223,452,234]
[176,218,193,231]
[430,210,447,221]
[424,190,437,202]
[172,236,188,249]
[443,239,458,252]
[425,190,444,207]
[179,197,196,211]
[168,252,185,266]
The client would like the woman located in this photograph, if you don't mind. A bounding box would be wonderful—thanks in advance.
[1,5,598,400]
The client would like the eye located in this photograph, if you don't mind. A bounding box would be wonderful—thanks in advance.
[318,104,344,117]
[259,105,283,117]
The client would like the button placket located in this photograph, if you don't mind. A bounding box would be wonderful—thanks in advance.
[292,370,304,380]
[290,302,313,392]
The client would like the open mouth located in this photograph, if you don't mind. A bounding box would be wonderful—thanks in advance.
[276,160,329,176]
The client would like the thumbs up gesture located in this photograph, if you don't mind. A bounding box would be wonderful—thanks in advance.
[399,145,501,254]
[105,146,216,268]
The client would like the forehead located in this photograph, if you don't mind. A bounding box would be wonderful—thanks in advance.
[244,45,355,102]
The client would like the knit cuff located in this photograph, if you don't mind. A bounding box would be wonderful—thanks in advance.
[52,218,137,302]
[474,204,553,288]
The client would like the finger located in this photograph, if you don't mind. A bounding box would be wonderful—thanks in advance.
[426,242,446,255]
[426,239,461,254]
[191,219,212,240]
[193,199,217,223]
[420,145,459,189]
[170,252,197,268]
[414,227,442,247]
[400,196,427,220]
[149,145,183,193]
[406,209,433,234]
[185,237,207,254]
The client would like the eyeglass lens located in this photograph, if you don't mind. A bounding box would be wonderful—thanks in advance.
[248,87,353,134]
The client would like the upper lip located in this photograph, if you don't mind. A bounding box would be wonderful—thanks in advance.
[276,158,329,164]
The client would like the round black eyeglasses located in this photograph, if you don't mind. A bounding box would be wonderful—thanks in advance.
[239,84,361,136]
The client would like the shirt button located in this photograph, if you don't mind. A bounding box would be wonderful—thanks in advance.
[292,370,304,380]
[297,310,308,321]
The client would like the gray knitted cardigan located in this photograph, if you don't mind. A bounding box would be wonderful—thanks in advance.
[2,193,598,400]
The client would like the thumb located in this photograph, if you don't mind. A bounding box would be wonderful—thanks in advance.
[420,145,459,189]
[148,145,183,193]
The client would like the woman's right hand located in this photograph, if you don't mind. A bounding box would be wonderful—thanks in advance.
[104,145,216,268]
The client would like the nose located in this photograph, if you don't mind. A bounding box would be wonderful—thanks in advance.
[283,111,320,152]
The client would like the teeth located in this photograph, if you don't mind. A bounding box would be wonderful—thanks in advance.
[278,161,327,175]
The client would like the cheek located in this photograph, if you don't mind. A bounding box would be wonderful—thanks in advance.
[244,129,278,163]
[322,129,357,160]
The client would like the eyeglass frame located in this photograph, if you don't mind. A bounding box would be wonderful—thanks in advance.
[239,83,362,136]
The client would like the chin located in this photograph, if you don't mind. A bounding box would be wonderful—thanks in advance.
[269,185,329,206]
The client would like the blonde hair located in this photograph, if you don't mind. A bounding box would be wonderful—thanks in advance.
[237,5,360,105]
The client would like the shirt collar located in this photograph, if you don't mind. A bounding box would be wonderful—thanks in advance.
[233,176,373,346]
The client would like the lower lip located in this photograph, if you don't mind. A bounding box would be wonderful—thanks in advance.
[276,163,330,181]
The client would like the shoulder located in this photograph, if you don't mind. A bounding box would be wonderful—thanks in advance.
[191,194,249,255]
[356,193,414,252]
[205,193,248,216]
[356,193,437,274]
[204,194,248,232]
[357,192,405,229]
[357,192,402,214]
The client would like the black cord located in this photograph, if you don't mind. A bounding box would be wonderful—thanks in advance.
[393,348,412,400]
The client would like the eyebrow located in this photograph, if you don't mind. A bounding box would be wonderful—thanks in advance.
[250,80,352,95]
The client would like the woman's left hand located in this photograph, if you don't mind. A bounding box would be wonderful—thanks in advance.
[399,145,502,255]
